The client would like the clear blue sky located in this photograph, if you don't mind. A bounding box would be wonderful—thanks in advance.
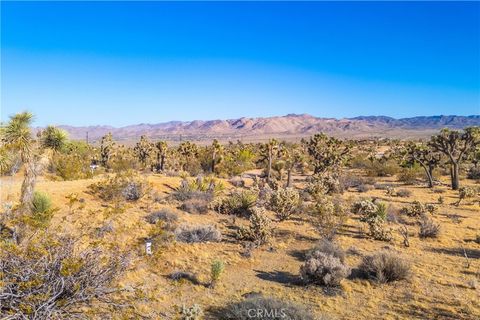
[1,1,479,127]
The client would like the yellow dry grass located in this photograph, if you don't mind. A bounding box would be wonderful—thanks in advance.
[1,171,479,319]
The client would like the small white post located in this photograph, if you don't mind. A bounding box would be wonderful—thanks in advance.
[145,238,152,256]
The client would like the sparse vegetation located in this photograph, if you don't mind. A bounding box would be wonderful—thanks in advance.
[175,224,222,243]
[360,251,410,283]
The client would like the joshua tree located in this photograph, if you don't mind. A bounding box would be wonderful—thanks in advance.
[1,112,37,214]
[100,132,115,169]
[154,140,168,172]
[178,141,198,171]
[259,139,279,183]
[304,133,351,175]
[39,125,68,153]
[133,135,152,167]
[429,127,480,190]
[283,143,307,187]
[468,145,480,168]
[211,139,224,174]
[401,142,441,188]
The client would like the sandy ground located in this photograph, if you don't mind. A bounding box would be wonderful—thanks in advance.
[1,172,479,319]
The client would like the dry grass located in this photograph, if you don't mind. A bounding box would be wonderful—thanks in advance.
[1,170,479,319]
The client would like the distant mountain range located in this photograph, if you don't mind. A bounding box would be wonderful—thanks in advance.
[55,114,480,143]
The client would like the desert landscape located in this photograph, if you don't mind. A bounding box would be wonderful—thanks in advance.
[1,112,479,319]
[2,1,479,319]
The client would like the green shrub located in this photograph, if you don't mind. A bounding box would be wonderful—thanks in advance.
[210,260,225,287]
[32,191,52,214]
[310,196,348,239]
[213,190,258,217]
[397,165,422,184]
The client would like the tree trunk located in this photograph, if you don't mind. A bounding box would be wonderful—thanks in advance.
[267,150,272,183]
[212,152,216,174]
[19,156,37,214]
[420,164,434,188]
[160,155,165,171]
[286,169,292,187]
[451,162,460,190]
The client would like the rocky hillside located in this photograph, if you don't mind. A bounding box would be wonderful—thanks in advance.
[56,114,480,142]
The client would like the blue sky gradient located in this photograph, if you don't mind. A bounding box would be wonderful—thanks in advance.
[1,1,479,126]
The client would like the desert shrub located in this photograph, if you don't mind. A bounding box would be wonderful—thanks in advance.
[401,201,437,216]
[341,175,375,189]
[180,198,210,214]
[145,209,179,229]
[396,189,412,198]
[397,165,422,184]
[88,172,148,202]
[218,296,315,320]
[95,221,114,238]
[175,224,221,243]
[310,196,348,239]
[367,217,393,241]
[467,167,480,180]
[351,199,378,216]
[32,191,52,214]
[360,251,410,283]
[475,234,480,244]
[0,233,127,319]
[50,152,94,180]
[268,187,300,221]
[236,207,272,245]
[171,176,220,202]
[210,259,225,287]
[357,184,374,193]
[365,160,399,177]
[307,239,346,263]
[300,251,351,286]
[213,190,258,217]
[179,304,203,320]
[419,216,440,238]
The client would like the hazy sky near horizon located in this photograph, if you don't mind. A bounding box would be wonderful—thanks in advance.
[1,1,479,127]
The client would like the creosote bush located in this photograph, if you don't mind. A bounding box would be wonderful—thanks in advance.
[360,251,410,283]
[0,233,127,319]
[175,224,222,243]
[419,216,440,238]
[88,171,148,202]
[218,296,315,320]
[300,251,351,287]
[310,196,348,239]
[268,187,300,221]
[236,207,272,245]
[31,191,52,214]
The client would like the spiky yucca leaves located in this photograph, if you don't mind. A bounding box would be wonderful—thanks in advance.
[429,127,480,190]
[39,125,68,153]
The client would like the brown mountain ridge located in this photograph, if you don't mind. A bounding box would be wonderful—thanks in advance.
[55,114,480,143]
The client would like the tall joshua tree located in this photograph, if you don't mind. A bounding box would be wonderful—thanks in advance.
[429,127,480,190]
[134,135,152,167]
[259,139,279,183]
[304,133,351,175]
[100,132,115,169]
[178,141,198,172]
[211,139,224,174]
[1,112,36,213]
[154,141,168,172]
[402,142,441,188]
